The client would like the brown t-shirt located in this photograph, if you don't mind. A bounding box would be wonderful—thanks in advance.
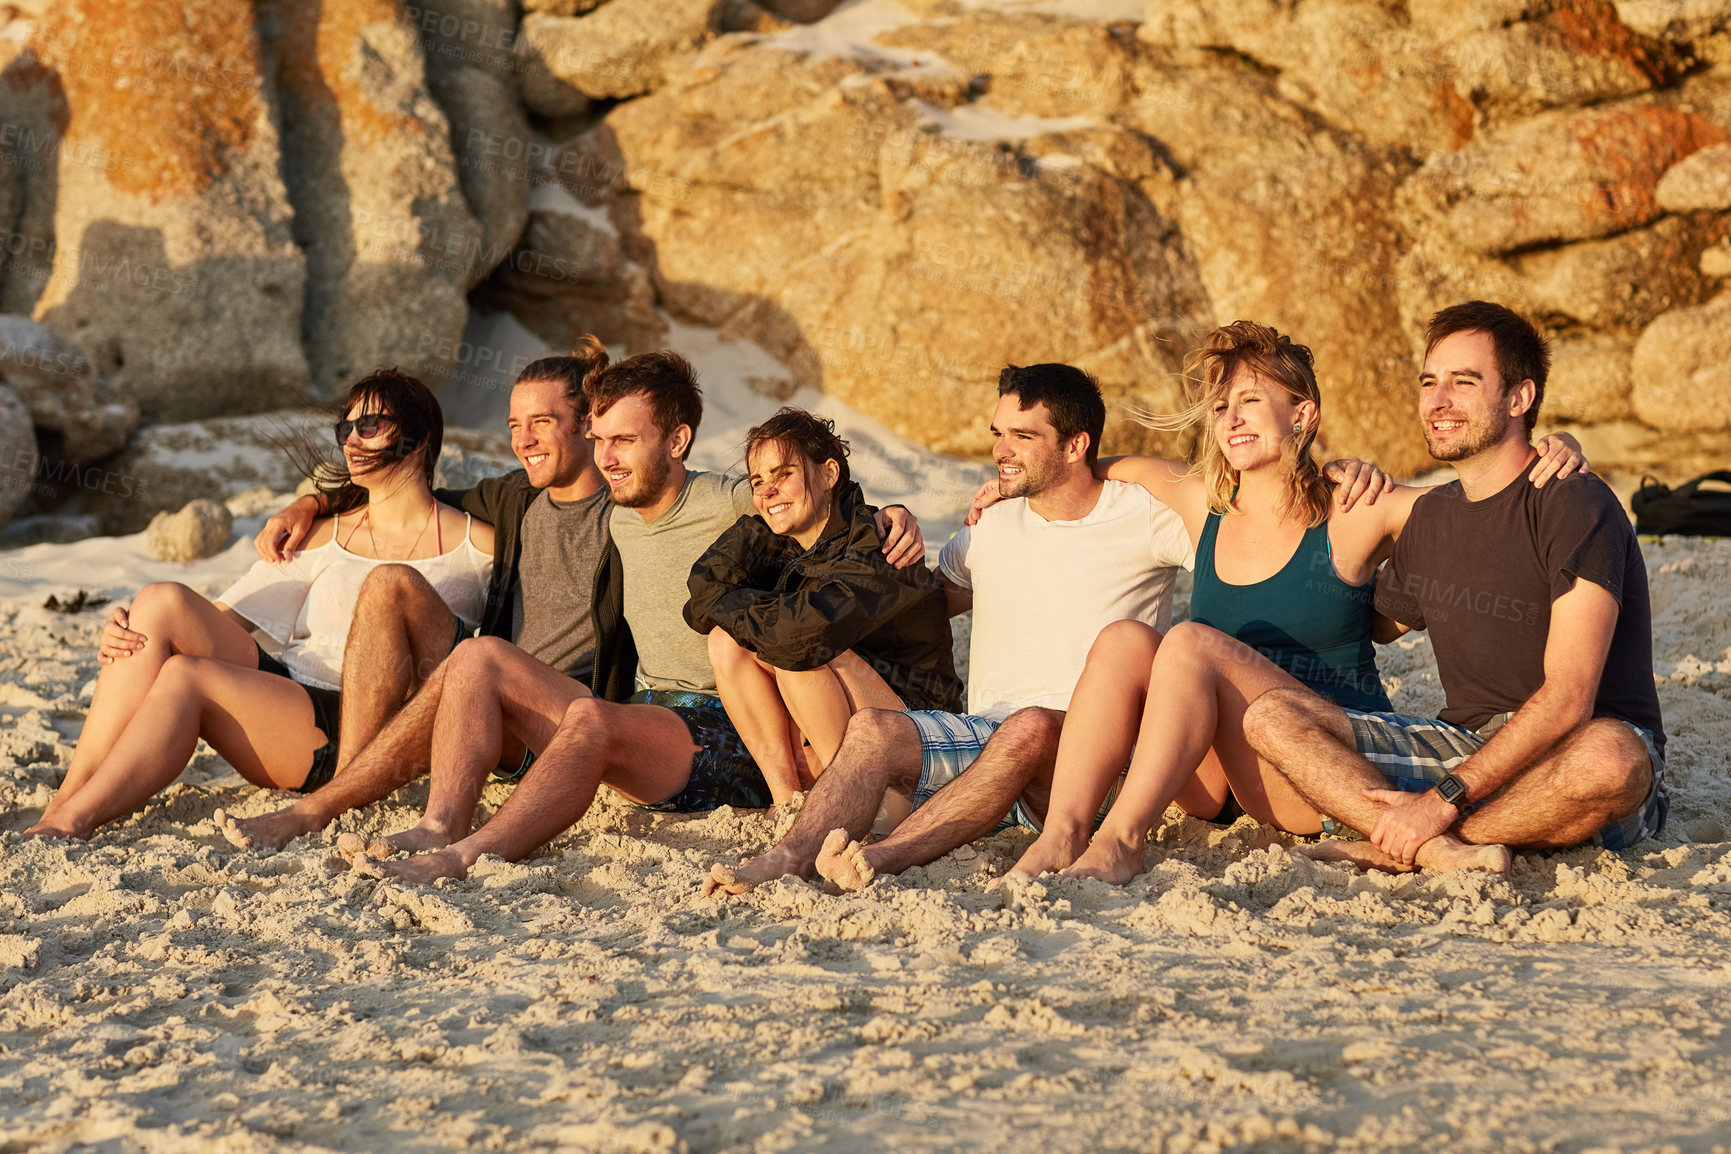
[1374,469,1665,755]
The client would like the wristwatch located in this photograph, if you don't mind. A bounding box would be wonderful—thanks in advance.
[1433,773,1471,816]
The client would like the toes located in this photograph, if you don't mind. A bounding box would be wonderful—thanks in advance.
[336,833,369,865]
[351,852,386,878]
[819,828,847,856]
[366,837,396,860]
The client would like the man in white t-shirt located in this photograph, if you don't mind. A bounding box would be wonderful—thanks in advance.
[705,363,1194,896]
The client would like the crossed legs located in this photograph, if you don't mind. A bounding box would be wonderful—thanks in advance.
[218,564,457,849]
[1243,686,1647,870]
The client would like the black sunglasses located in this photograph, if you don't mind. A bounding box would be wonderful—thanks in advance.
[334,413,397,444]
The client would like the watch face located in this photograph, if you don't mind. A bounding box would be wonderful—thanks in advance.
[1437,775,1467,806]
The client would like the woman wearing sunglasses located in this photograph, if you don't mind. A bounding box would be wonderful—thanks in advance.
[24,369,494,839]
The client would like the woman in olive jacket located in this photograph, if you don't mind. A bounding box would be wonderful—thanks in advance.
[685,408,963,808]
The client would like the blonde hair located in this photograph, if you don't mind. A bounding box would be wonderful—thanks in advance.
[1132,320,1330,527]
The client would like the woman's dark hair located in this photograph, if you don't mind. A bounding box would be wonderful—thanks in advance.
[517,333,608,421]
[284,367,444,517]
[743,407,851,492]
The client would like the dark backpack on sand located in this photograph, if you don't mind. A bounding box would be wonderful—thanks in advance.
[1631,471,1731,537]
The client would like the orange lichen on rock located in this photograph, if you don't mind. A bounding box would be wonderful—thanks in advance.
[32,0,262,201]
[1542,0,1672,87]
[262,0,427,152]
[1572,106,1729,229]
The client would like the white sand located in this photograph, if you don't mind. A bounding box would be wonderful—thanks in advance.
[1,510,1729,1151]
[2,317,1728,1150]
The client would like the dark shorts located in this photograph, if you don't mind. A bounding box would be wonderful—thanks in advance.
[254,643,340,793]
[628,689,771,812]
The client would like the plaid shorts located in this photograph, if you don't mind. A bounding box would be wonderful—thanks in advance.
[904,710,1123,833]
[1344,709,1669,851]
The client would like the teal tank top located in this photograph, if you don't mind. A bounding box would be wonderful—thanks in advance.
[1189,512,1391,713]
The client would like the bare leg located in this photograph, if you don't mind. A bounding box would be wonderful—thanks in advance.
[778,650,904,767]
[216,566,459,850]
[705,707,922,897]
[1008,621,1169,879]
[1242,688,1514,874]
[328,564,458,771]
[709,629,803,804]
[368,697,698,883]
[47,583,258,831]
[26,657,328,839]
[364,637,589,858]
[819,707,1065,892]
[1064,623,1300,886]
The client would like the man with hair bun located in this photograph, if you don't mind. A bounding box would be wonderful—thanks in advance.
[216,336,630,850]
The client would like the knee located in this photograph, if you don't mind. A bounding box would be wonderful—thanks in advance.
[1089,619,1160,665]
[560,695,611,741]
[128,581,200,625]
[998,706,1064,755]
[706,628,751,670]
[846,706,906,744]
[356,564,434,619]
[1572,721,1652,806]
[444,635,508,686]
[151,653,204,695]
[1241,687,1313,752]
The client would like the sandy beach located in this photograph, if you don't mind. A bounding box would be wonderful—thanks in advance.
[2,513,1728,1153]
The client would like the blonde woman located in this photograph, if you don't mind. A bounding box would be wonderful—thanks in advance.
[1003,321,1586,884]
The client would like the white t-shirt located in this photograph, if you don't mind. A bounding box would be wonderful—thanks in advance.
[217,513,493,691]
[939,479,1192,721]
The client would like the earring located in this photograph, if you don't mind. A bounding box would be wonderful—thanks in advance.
[1292,422,1302,433]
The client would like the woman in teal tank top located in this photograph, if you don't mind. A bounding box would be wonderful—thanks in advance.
[1002,321,1587,885]
[1189,511,1390,714]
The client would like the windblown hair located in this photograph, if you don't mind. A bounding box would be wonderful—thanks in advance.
[284,367,444,517]
[583,349,703,458]
[1425,300,1550,435]
[1132,321,1330,527]
[744,407,852,493]
[517,333,609,421]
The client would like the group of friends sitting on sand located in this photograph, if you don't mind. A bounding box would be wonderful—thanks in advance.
[19,300,1668,894]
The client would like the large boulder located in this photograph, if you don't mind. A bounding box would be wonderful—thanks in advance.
[27,0,310,423]
[0,384,37,529]
[470,186,665,356]
[1510,214,1727,331]
[0,316,137,463]
[1656,140,1731,210]
[1397,101,1729,253]
[1631,294,1731,430]
[0,26,68,317]
[256,0,483,401]
[1546,331,1636,422]
[412,0,533,288]
[83,410,329,534]
[1141,0,1676,154]
[604,41,1213,459]
[515,0,723,112]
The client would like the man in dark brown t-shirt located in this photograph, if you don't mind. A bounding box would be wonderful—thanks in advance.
[1244,301,1667,872]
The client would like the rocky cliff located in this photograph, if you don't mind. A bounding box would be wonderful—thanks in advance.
[2,0,1730,529]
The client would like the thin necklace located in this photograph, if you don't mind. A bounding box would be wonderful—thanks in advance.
[362,501,437,559]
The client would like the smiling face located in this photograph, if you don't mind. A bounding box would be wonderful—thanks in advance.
[1211,369,1309,474]
[990,394,1080,500]
[1419,329,1526,462]
[588,391,685,509]
[748,439,839,548]
[339,398,408,487]
[508,377,589,491]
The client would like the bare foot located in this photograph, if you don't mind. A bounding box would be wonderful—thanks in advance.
[1418,835,1512,878]
[1293,835,1511,879]
[1291,838,1413,872]
[814,829,876,892]
[700,846,809,898]
[21,821,83,841]
[997,827,1089,887]
[361,847,472,883]
[1060,830,1147,886]
[215,805,327,851]
[334,832,398,866]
